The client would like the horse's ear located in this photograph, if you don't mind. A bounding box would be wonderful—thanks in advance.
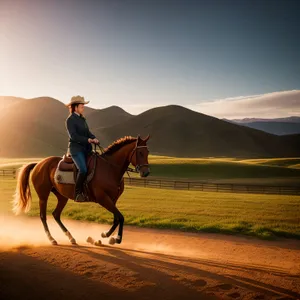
[144,135,150,142]
[137,134,142,141]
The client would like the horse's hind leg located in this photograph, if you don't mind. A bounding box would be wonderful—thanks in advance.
[51,188,76,245]
[39,196,58,245]
[32,169,57,245]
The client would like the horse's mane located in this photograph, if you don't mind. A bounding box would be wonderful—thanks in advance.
[102,136,137,156]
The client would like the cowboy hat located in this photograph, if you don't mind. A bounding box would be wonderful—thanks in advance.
[65,95,89,107]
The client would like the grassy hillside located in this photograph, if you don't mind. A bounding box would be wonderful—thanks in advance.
[87,106,133,129]
[0,96,25,109]
[0,97,130,157]
[0,97,70,157]
[97,105,300,158]
[146,156,300,183]
[240,157,300,168]
[1,97,300,158]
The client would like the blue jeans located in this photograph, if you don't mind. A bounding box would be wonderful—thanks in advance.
[71,151,87,175]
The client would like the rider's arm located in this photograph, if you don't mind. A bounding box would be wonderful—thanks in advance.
[88,130,96,139]
[66,118,89,144]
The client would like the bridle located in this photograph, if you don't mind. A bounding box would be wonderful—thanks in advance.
[128,145,149,172]
[93,143,149,173]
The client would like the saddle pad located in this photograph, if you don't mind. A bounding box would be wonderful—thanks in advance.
[54,168,75,185]
[54,156,95,185]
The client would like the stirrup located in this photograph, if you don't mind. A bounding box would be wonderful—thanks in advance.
[74,193,88,202]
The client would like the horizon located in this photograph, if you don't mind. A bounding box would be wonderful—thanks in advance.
[1,0,300,119]
[1,89,300,119]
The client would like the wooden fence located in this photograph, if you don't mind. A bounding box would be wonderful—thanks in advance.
[1,168,299,195]
[0,169,16,178]
[123,177,300,196]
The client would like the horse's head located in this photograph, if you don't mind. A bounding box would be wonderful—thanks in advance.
[130,135,150,178]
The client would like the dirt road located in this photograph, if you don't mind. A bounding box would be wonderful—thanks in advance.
[0,216,299,299]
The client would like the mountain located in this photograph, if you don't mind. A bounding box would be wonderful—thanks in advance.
[0,96,130,157]
[0,96,25,109]
[0,97,299,158]
[227,116,300,124]
[0,97,70,157]
[237,121,300,136]
[225,117,300,135]
[95,105,300,158]
[86,106,133,129]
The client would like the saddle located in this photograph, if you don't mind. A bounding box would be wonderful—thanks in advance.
[55,153,97,187]
[55,144,102,187]
[58,154,76,172]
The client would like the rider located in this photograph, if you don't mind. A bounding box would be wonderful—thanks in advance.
[65,96,99,202]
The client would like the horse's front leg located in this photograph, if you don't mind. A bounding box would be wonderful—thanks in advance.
[98,193,124,244]
[101,215,119,239]
[116,213,124,244]
[101,213,124,244]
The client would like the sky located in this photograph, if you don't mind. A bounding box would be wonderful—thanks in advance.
[1,0,300,117]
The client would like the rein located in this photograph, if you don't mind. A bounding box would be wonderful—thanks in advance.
[92,143,144,174]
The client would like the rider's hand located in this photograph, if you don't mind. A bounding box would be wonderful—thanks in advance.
[88,138,93,144]
[93,138,99,144]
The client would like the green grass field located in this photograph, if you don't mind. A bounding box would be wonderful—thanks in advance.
[148,156,300,180]
[2,156,300,183]
[1,178,299,240]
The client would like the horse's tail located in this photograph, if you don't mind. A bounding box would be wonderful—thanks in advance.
[12,163,37,215]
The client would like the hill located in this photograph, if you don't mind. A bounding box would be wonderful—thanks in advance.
[0,96,25,110]
[0,97,130,157]
[0,97,299,158]
[225,116,300,135]
[96,105,300,158]
[86,106,133,129]
[237,121,300,135]
[228,116,300,124]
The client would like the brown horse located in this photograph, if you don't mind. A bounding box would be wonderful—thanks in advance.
[13,135,150,245]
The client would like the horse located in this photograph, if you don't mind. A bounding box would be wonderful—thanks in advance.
[13,135,150,245]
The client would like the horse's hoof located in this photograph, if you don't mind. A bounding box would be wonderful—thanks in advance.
[70,238,77,245]
[86,236,94,244]
[116,237,122,244]
[101,232,107,238]
[86,236,102,246]
[108,237,116,245]
[94,240,102,246]
[51,240,58,246]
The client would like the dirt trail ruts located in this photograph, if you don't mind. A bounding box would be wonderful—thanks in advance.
[0,216,299,300]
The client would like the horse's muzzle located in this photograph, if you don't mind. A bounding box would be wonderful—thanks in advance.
[140,168,150,178]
